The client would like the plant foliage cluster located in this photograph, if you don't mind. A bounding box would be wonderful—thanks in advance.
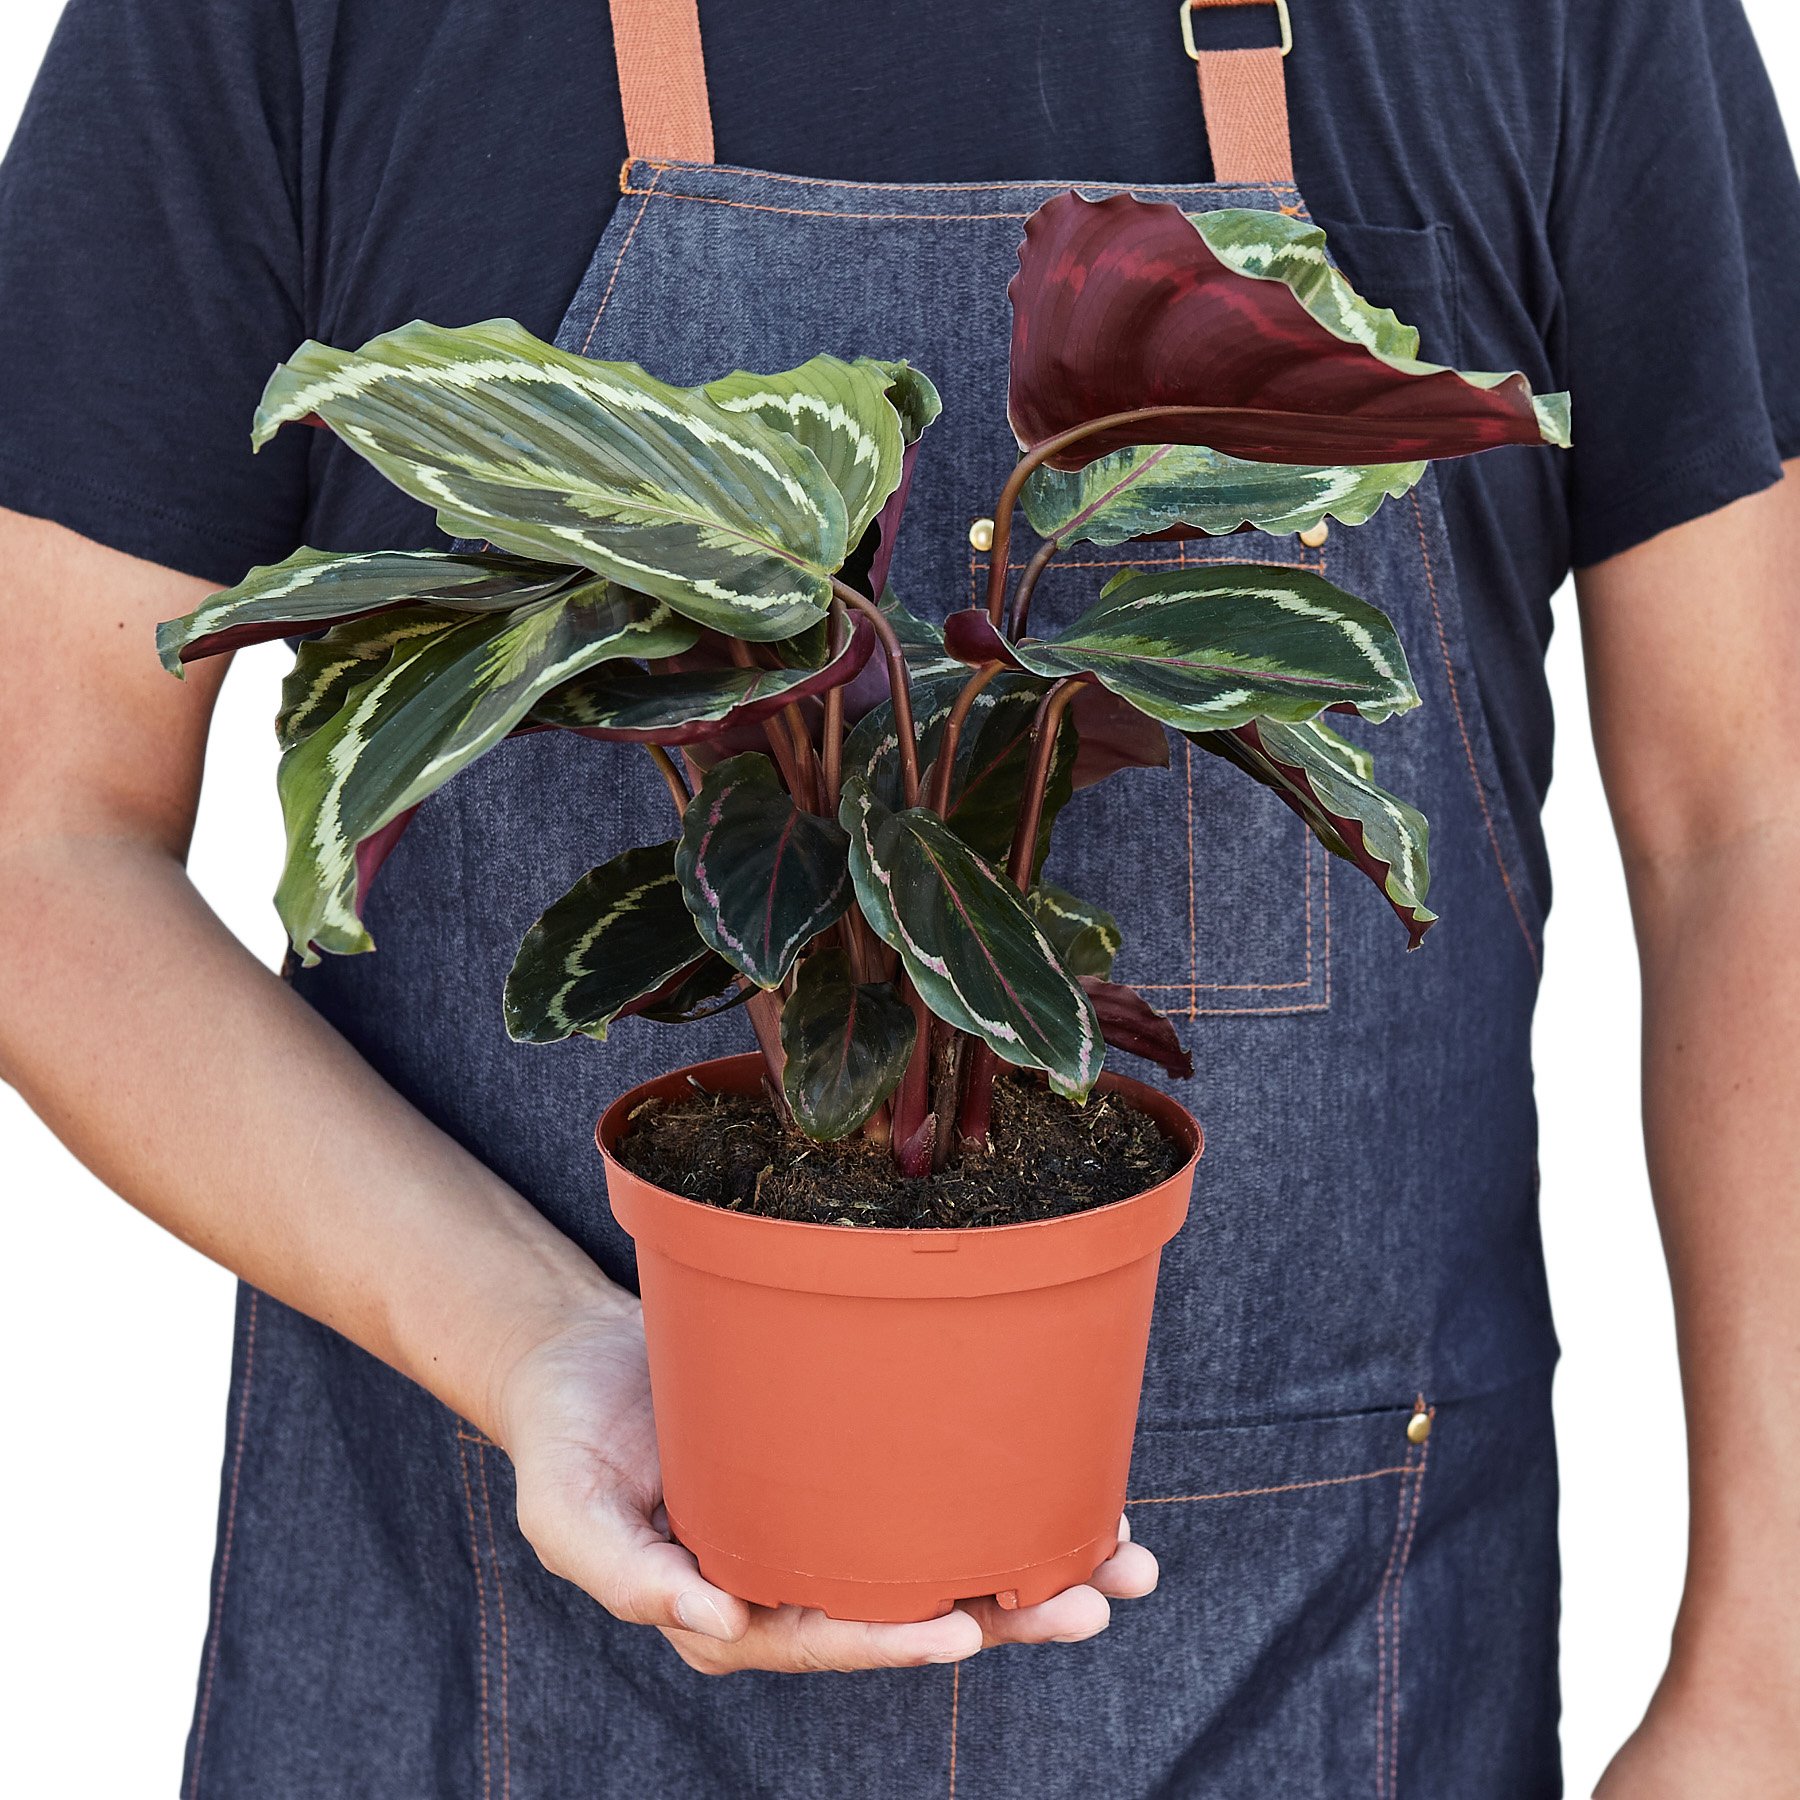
[160,194,1569,1174]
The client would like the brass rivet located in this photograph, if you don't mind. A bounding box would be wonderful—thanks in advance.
[1299,521,1331,549]
[968,517,996,553]
[1406,1410,1432,1446]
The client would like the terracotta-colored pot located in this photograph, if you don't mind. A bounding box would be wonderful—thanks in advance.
[598,1053,1201,1623]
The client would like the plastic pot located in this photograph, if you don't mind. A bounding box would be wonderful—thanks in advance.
[598,1053,1201,1624]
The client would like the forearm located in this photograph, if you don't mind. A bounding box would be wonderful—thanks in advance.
[1630,820,1800,1694]
[0,832,624,1442]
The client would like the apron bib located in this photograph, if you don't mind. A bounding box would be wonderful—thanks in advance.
[185,5,1563,1794]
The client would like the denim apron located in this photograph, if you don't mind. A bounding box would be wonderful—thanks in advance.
[184,3,1564,1794]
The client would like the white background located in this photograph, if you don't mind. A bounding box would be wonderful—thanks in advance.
[1,5,1794,1794]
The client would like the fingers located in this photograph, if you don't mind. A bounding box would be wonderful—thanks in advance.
[665,1604,983,1676]
[959,1583,1112,1648]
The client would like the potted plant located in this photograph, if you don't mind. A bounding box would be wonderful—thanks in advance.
[158,192,1569,1623]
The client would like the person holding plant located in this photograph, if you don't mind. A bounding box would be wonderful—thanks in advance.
[2,2,1799,1797]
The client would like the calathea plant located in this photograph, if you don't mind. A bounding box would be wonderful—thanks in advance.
[159,192,1569,1180]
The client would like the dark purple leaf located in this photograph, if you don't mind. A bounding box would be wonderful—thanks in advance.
[1080,978,1194,1080]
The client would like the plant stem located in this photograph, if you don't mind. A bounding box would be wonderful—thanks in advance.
[985,404,1224,625]
[928,1022,965,1174]
[820,601,847,819]
[728,639,806,796]
[927,660,1006,817]
[830,578,920,809]
[955,1042,998,1151]
[889,981,935,1175]
[645,744,691,819]
[1007,677,1085,888]
[744,987,793,1125]
[779,701,818,813]
[1007,535,1063,638]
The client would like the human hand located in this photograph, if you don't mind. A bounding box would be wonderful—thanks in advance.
[495,1297,1160,1674]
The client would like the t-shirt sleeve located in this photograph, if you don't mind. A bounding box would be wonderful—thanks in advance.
[1554,0,1800,568]
[0,0,310,585]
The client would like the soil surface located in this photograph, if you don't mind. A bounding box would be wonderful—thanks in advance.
[615,1073,1185,1228]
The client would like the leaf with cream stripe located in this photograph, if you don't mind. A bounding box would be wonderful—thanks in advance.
[504,842,713,1043]
[840,777,1102,1099]
[254,319,851,641]
[1007,565,1419,732]
[276,578,696,961]
[1191,715,1437,948]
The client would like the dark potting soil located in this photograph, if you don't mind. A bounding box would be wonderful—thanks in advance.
[614,1073,1184,1229]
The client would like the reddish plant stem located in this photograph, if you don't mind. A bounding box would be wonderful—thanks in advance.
[819,600,848,819]
[927,659,1006,817]
[928,1021,965,1174]
[744,986,793,1125]
[984,404,1224,626]
[1007,534,1063,638]
[889,982,935,1175]
[728,639,805,796]
[779,701,819,813]
[830,578,920,809]
[955,1042,998,1150]
[645,744,691,819]
[1006,678,1085,888]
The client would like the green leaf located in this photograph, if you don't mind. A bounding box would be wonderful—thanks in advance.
[1190,208,1572,449]
[632,952,751,1024]
[157,547,578,674]
[871,360,943,444]
[1011,565,1419,731]
[254,319,851,641]
[676,753,852,988]
[929,673,1075,873]
[1022,444,1426,548]
[1027,885,1121,979]
[277,579,696,961]
[779,948,916,1139]
[277,607,470,751]
[840,776,1102,1098]
[1191,715,1437,948]
[505,841,711,1043]
[703,355,908,547]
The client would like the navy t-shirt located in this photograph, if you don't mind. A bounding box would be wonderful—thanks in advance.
[2,0,1797,898]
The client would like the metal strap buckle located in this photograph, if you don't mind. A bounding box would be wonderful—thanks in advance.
[1180,0,1293,60]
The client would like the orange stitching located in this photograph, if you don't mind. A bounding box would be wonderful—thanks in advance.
[1410,491,1540,973]
[581,166,663,355]
[476,1444,512,1800]
[624,186,1053,223]
[631,157,1301,198]
[947,1662,962,1799]
[457,1429,500,1447]
[458,1435,493,1800]
[1127,1463,1411,1506]
[1374,1447,1413,1795]
[1387,1413,1433,1797]
[188,1292,259,1800]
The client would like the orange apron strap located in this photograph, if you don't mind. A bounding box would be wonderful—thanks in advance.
[1181,0,1297,187]
[609,0,715,164]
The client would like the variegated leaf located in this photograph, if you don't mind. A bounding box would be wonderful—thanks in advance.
[529,615,872,743]
[1080,978,1194,1079]
[703,355,909,547]
[277,607,470,750]
[504,841,709,1043]
[1022,444,1426,547]
[157,547,578,673]
[926,673,1075,873]
[779,948,916,1140]
[629,952,751,1024]
[277,579,696,961]
[675,754,851,988]
[1010,193,1571,467]
[1027,885,1121,979]
[254,319,849,641]
[1191,715,1437,947]
[1008,566,1419,731]
[839,777,1102,1098]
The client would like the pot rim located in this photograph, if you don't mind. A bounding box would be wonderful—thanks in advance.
[597,1053,1202,1297]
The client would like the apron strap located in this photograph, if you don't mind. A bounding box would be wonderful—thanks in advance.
[1181,0,1297,187]
[609,0,715,164]
[608,1,1297,185]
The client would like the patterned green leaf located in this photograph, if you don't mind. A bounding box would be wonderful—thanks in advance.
[504,842,710,1043]
[779,948,916,1139]
[929,673,1076,873]
[277,607,469,751]
[529,615,871,743]
[157,547,578,674]
[254,319,850,641]
[1191,715,1437,948]
[1027,885,1121,980]
[703,355,908,547]
[840,777,1102,1098]
[277,579,696,961]
[1021,444,1426,548]
[1011,565,1419,731]
[676,753,852,988]
[870,361,943,445]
